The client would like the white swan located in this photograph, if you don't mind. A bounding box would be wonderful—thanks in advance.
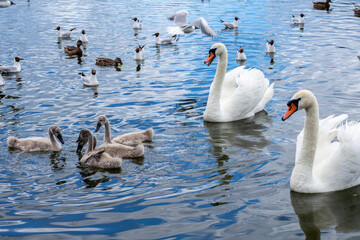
[0,57,23,73]
[79,69,98,86]
[132,17,142,29]
[203,43,274,122]
[236,48,247,61]
[282,90,360,193]
[134,45,145,60]
[153,32,178,45]
[220,17,239,29]
[7,125,64,152]
[291,13,305,24]
[0,0,15,8]
[167,10,216,37]
[265,39,276,53]
[55,26,75,38]
[95,115,154,145]
[76,129,122,169]
[79,30,88,43]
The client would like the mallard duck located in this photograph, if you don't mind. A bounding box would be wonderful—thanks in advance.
[95,57,122,67]
[64,40,83,57]
[313,0,332,11]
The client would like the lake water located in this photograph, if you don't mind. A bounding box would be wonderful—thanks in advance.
[1,0,360,239]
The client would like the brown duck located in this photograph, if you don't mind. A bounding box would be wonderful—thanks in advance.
[64,40,83,57]
[95,57,123,67]
[313,0,332,11]
[354,9,360,17]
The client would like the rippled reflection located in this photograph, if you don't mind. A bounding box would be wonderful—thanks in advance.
[291,185,360,240]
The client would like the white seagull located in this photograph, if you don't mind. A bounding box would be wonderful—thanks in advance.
[220,17,239,29]
[236,48,247,61]
[153,32,179,45]
[0,0,15,8]
[291,13,305,24]
[167,10,216,37]
[134,45,145,60]
[79,69,98,86]
[80,30,88,43]
[132,17,142,29]
[56,26,76,38]
[0,72,4,86]
[265,39,276,53]
[0,57,23,73]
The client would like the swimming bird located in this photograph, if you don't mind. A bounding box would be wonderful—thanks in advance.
[79,69,98,86]
[236,48,247,61]
[220,17,239,29]
[0,0,15,8]
[291,13,305,24]
[313,0,332,11]
[95,115,154,145]
[95,57,123,67]
[153,32,179,45]
[79,30,88,43]
[167,10,216,37]
[265,39,276,53]
[0,57,23,73]
[132,17,142,29]
[64,40,83,57]
[134,45,145,60]
[56,26,76,38]
[203,43,274,122]
[282,90,360,193]
[354,8,360,17]
[76,129,122,169]
[7,125,64,152]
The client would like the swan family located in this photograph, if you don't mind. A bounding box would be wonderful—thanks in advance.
[3,2,360,194]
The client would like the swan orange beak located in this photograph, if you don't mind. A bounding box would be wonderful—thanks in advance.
[282,103,298,121]
[204,52,215,66]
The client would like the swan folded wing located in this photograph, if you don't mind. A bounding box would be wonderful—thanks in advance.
[191,17,216,37]
[17,137,53,152]
[221,67,268,120]
[316,121,360,191]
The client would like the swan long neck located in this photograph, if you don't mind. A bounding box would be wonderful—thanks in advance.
[86,133,94,154]
[207,49,227,112]
[104,120,112,144]
[292,97,319,186]
[48,129,60,148]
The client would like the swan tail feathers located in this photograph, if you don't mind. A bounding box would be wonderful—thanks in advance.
[7,136,18,148]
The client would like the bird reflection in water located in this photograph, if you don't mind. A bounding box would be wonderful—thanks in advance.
[83,85,98,98]
[291,185,360,240]
[49,151,66,172]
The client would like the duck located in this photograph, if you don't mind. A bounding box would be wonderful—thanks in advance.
[76,129,122,169]
[203,43,274,122]
[281,90,360,193]
[220,17,239,29]
[0,0,15,8]
[64,40,83,57]
[236,48,247,61]
[95,57,123,67]
[291,13,305,24]
[167,10,216,37]
[0,57,23,73]
[265,39,276,53]
[79,30,88,43]
[354,8,360,17]
[313,0,332,11]
[134,45,145,60]
[95,115,154,145]
[79,69,98,86]
[7,125,64,152]
[132,17,142,29]
[153,32,179,45]
[55,26,76,38]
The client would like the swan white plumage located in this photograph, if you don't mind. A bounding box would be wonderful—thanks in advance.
[291,13,305,24]
[167,10,216,37]
[236,48,247,61]
[282,90,360,193]
[203,43,274,122]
